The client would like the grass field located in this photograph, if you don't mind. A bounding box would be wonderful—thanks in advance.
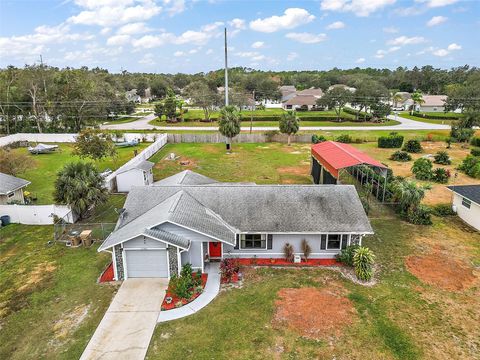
[11,143,149,204]
[398,112,461,125]
[0,197,123,360]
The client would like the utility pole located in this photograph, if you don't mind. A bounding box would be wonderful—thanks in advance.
[224,27,229,106]
[250,90,255,134]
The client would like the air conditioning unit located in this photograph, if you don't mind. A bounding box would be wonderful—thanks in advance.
[294,255,301,263]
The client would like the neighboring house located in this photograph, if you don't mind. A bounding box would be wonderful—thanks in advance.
[448,185,480,231]
[125,89,141,103]
[392,92,413,110]
[283,95,318,110]
[116,160,154,193]
[328,84,356,93]
[297,88,324,98]
[0,172,30,205]
[416,95,447,112]
[98,170,373,280]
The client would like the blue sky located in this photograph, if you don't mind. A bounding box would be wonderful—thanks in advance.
[0,0,478,73]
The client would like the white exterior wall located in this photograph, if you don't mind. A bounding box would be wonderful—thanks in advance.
[0,188,25,205]
[116,169,148,192]
[123,235,167,249]
[453,193,480,231]
[0,204,74,224]
[418,105,445,112]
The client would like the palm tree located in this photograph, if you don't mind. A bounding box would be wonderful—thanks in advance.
[53,162,109,220]
[390,179,429,214]
[218,105,241,153]
[410,91,424,115]
[279,111,300,146]
[392,93,403,108]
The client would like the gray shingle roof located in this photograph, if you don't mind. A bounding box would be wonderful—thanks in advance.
[448,185,480,205]
[117,160,154,174]
[143,228,190,249]
[0,172,30,195]
[153,170,217,186]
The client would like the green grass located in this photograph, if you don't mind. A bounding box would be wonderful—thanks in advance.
[103,116,140,125]
[398,112,460,124]
[149,119,400,127]
[0,224,117,359]
[11,143,149,204]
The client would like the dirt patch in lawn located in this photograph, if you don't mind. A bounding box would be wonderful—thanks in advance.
[277,165,310,176]
[50,304,91,347]
[273,285,355,340]
[406,252,478,291]
[18,262,57,292]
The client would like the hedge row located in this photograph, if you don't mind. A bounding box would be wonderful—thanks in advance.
[378,132,404,148]
[181,115,362,122]
[343,107,373,120]
[411,111,461,120]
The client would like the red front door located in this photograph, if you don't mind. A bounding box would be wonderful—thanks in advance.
[209,242,222,258]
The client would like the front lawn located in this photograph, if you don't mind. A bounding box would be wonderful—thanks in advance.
[148,209,480,359]
[398,112,461,124]
[10,143,149,204]
[149,119,400,127]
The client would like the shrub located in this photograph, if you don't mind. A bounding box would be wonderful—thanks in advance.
[378,132,404,148]
[432,168,450,183]
[471,148,480,157]
[336,245,359,267]
[412,111,461,120]
[431,204,456,216]
[403,139,422,153]
[450,125,474,143]
[311,134,327,144]
[219,258,240,282]
[471,137,480,147]
[406,204,432,225]
[301,239,312,260]
[390,150,412,162]
[458,155,480,178]
[353,247,375,281]
[180,263,193,278]
[411,158,433,180]
[169,274,193,299]
[336,134,352,143]
[283,243,294,262]
[433,151,451,165]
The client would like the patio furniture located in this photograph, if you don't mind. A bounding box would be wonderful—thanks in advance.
[80,230,93,247]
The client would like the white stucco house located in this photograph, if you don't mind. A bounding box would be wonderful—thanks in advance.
[0,172,30,205]
[448,185,480,231]
[116,160,154,193]
[98,170,373,280]
[416,95,447,112]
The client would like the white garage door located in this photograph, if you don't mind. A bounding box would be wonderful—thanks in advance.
[125,250,169,278]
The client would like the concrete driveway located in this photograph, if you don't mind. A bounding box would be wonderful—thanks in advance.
[80,278,168,360]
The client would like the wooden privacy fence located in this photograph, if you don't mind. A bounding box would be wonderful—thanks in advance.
[167,133,313,143]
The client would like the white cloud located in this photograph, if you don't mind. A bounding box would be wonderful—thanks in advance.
[251,41,265,48]
[229,18,246,29]
[132,33,174,48]
[426,15,447,26]
[287,52,299,61]
[394,6,425,16]
[117,22,152,35]
[355,57,366,63]
[249,8,315,33]
[387,35,426,46]
[163,0,186,16]
[383,26,399,33]
[174,50,185,57]
[374,46,401,58]
[100,27,112,35]
[68,0,161,26]
[285,32,327,44]
[326,21,345,29]
[415,0,458,8]
[321,0,396,17]
[206,48,213,55]
[432,48,449,56]
[139,52,155,65]
[447,43,461,51]
[235,51,260,57]
[107,34,131,45]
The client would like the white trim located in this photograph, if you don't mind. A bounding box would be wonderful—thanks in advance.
[239,233,268,250]
[200,242,205,273]
[237,231,373,235]
[112,250,118,281]
[448,188,480,207]
[176,247,181,276]
[122,246,128,280]
[226,252,340,256]
[166,248,171,279]
[168,220,236,245]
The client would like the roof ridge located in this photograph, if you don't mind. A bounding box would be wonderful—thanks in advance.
[330,141,364,163]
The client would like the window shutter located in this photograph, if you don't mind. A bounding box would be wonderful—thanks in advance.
[267,234,273,249]
[234,234,239,249]
[341,235,348,249]
[320,234,327,250]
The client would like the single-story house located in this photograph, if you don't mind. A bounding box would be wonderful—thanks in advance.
[283,95,318,110]
[392,92,413,110]
[99,170,373,280]
[116,160,154,193]
[328,84,356,93]
[125,89,141,103]
[448,185,480,231]
[297,87,324,98]
[416,95,447,112]
[0,172,31,205]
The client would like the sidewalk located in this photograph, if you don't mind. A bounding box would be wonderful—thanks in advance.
[157,262,220,322]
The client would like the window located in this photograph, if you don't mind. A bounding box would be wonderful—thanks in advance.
[461,198,471,209]
[341,235,349,249]
[240,234,266,249]
[320,234,327,250]
[7,192,14,198]
[327,234,341,250]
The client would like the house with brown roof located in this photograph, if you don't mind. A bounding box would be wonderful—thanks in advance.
[416,95,447,112]
[282,87,324,110]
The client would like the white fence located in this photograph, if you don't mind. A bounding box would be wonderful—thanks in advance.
[0,204,75,225]
[104,133,168,191]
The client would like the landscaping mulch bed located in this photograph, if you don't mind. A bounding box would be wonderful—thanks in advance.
[273,286,355,340]
[406,252,478,291]
[236,258,340,267]
[161,274,208,311]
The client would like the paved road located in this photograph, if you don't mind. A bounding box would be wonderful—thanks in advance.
[80,278,167,360]
[100,113,450,131]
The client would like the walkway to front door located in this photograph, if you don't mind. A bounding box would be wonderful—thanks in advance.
[80,278,168,360]
[209,242,222,258]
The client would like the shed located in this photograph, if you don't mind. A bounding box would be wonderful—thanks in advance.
[447,185,480,231]
[0,172,31,205]
[311,141,388,185]
[116,160,154,193]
